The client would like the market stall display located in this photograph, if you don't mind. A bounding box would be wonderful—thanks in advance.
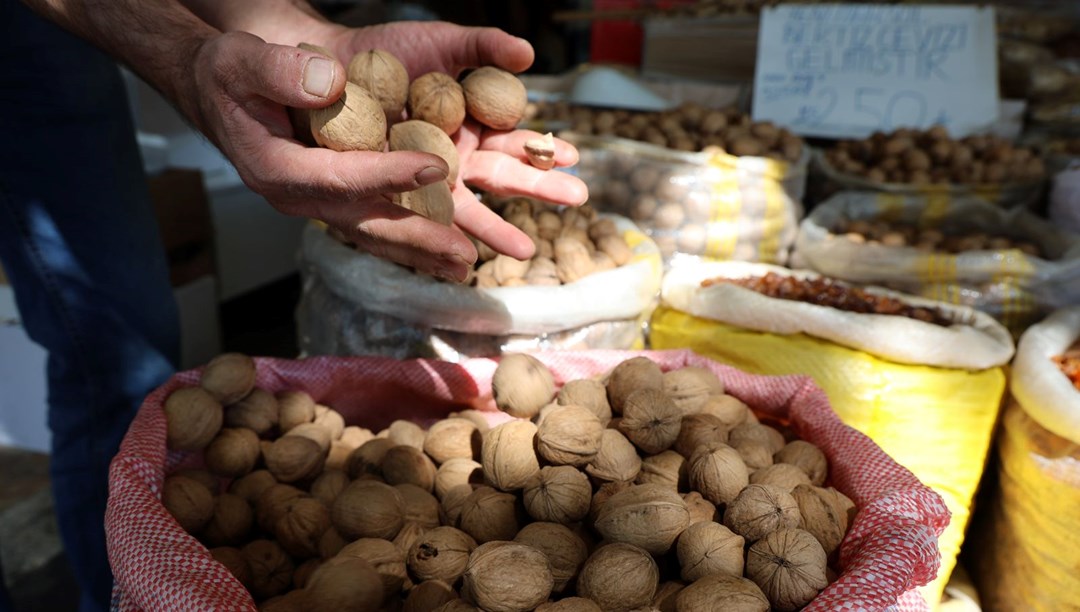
[296,201,662,360]
[970,307,1080,612]
[792,192,1080,335]
[105,350,947,611]
[649,260,1015,605]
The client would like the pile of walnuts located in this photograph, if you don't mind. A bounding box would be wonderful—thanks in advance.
[161,352,855,611]
[469,198,634,288]
[529,101,804,162]
[830,218,1044,258]
[823,126,1046,186]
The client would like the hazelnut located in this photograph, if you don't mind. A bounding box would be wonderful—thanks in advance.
[522,465,592,524]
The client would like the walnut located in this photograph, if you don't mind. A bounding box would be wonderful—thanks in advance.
[209,546,251,589]
[303,556,384,612]
[585,429,642,484]
[254,483,307,533]
[404,579,456,612]
[331,480,405,540]
[554,237,596,283]
[673,413,729,459]
[346,437,395,479]
[635,450,687,489]
[424,418,482,464]
[407,71,466,135]
[439,485,474,527]
[274,496,330,558]
[285,422,333,453]
[481,420,540,491]
[162,475,214,534]
[537,405,604,466]
[723,484,801,542]
[588,480,632,526]
[492,353,555,419]
[310,470,349,508]
[514,522,589,593]
[557,379,613,426]
[174,468,219,493]
[522,465,592,524]
[264,435,326,483]
[434,458,484,501]
[200,352,256,405]
[730,439,774,471]
[652,581,685,612]
[204,427,261,478]
[448,410,492,434]
[325,441,354,473]
[605,356,664,415]
[432,600,479,612]
[745,528,828,611]
[619,388,682,454]
[292,557,322,590]
[677,521,745,582]
[458,485,521,543]
[594,483,690,555]
[698,394,751,428]
[386,419,427,449]
[202,493,253,547]
[274,393,314,439]
[595,233,632,267]
[223,387,278,436]
[318,527,348,560]
[535,598,602,611]
[242,539,295,600]
[682,491,719,526]
[393,521,428,560]
[576,543,659,611]
[675,573,769,612]
[164,386,223,451]
[462,541,554,612]
[687,444,749,506]
[728,423,786,455]
[662,366,724,415]
[382,445,437,492]
[407,526,478,584]
[774,440,828,486]
[749,463,812,491]
[389,483,440,530]
[791,485,853,558]
[338,537,408,600]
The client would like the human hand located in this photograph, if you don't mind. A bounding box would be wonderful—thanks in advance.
[184,24,586,283]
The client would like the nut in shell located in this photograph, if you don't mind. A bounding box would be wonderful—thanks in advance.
[462,541,553,612]
[338,537,408,599]
[162,475,215,534]
[331,479,405,540]
[346,437,395,479]
[303,556,384,612]
[674,413,729,459]
[381,444,437,492]
[458,485,521,543]
[202,492,253,547]
[164,386,223,451]
[277,390,316,432]
[242,539,295,601]
[791,484,851,558]
[682,490,719,525]
[677,521,745,582]
[775,440,828,486]
[408,72,466,135]
[662,366,725,415]
[223,387,278,436]
[745,528,828,612]
[618,388,683,454]
[310,82,387,152]
[390,120,461,185]
[434,457,483,500]
[491,353,555,419]
[576,542,659,611]
[346,49,409,119]
[594,483,690,555]
[273,496,331,559]
[461,67,528,131]
[514,522,588,593]
[675,573,769,612]
[635,449,687,489]
[200,352,257,405]
[585,428,642,483]
[557,379,613,426]
[749,463,812,492]
[605,356,664,414]
[424,418,482,464]
[687,444,749,506]
[536,405,604,466]
[522,465,592,524]
[481,419,540,491]
[264,435,326,483]
[407,525,477,584]
[723,483,801,542]
[554,237,595,284]
[394,180,455,226]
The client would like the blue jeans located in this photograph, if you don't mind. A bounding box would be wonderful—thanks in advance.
[0,2,180,611]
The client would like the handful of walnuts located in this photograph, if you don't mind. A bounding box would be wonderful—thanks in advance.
[161,352,856,611]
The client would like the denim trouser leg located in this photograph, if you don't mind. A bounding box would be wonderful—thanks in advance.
[0,2,181,610]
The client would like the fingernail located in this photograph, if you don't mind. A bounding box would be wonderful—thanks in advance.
[416,166,448,186]
[303,57,334,97]
[433,258,469,283]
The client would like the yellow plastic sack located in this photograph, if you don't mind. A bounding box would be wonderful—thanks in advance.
[970,307,1080,612]
[651,264,1010,607]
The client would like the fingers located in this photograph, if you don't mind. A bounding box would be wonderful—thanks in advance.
[204,31,347,108]
[462,151,589,207]
[426,23,535,75]
[451,189,537,261]
[320,197,478,282]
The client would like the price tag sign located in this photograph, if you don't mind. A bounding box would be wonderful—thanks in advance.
[752,4,998,139]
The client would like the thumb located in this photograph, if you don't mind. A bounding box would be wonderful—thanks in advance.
[211,32,347,108]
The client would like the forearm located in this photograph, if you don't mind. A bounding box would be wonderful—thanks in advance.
[19,0,217,129]
[180,0,337,49]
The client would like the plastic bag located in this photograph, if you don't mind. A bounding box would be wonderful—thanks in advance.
[564,132,807,264]
[649,259,1013,606]
[105,350,948,611]
[792,191,1080,334]
[296,216,662,360]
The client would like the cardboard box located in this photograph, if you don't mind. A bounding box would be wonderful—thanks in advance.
[147,168,216,288]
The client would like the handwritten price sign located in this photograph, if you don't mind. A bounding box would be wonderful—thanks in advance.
[752,4,998,139]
